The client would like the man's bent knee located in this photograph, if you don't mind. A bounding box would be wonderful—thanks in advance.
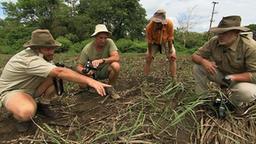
[110,62,121,72]
[15,104,36,121]
[231,82,256,103]
[3,91,37,121]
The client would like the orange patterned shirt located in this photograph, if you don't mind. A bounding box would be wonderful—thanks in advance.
[146,19,174,44]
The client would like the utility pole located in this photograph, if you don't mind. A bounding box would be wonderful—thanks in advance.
[208,1,219,31]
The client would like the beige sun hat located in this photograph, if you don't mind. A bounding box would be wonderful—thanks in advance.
[91,24,111,37]
[210,15,250,34]
[23,29,61,48]
[150,9,167,24]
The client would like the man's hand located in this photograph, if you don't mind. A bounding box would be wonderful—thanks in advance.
[169,51,176,61]
[221,75,233,88]
[88,80,111,96]
[201,59,217,75]
[86,70,95,76]
[92,59,104,68]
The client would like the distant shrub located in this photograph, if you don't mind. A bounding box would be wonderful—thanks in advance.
[116,39,147,53]
[68,38,93,55]
[174,41,197,55]
[70,42,83,54]
[174,30,208,50]
[65,33,79,43]
[55,36,73,53]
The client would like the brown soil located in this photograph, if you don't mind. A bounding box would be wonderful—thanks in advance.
[0,54,196,143]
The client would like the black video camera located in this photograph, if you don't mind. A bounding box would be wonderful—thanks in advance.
[82,61,97,74]
[213,98,227,118]
[53,63,65,96]
[213,96,235,118]
[221,75,232,88]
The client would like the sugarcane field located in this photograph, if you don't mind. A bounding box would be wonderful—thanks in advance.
[0,53,255,143]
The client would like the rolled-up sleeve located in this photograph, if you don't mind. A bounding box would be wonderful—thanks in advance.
[194,40,212,59]
[78,46,89,65]
[245,48,256,83]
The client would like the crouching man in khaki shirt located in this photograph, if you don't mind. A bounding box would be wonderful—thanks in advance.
[192,16,256,112]
[0,29,110,131]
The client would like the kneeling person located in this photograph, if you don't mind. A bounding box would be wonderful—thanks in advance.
[76,24,121,99]
[0,29,110,131]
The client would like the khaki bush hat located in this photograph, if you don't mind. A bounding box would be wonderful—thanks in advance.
[210,15,249,34]
[23,29,61,48]
[150,9,167,24]
[91,24,111,37]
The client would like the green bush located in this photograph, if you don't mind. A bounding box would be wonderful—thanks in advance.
[55,36,73,53]
[174,30,208,50]
[116,39,147,53]
[70,42,83,54]
[68,39,93,55]
[65,33,79,43]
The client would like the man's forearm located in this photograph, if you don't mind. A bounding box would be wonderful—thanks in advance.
[229,72,254,82]
[55,67,95,86]
[102,55,120,64]
[192,54,205,65]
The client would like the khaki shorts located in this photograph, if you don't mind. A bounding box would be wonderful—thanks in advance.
[150,43,174,58]
[95,64,110,80]
[0,89,34,108]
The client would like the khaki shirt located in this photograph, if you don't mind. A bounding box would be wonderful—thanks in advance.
[0,48,56,96]
[78,38,118,69]
[194,35,256,83]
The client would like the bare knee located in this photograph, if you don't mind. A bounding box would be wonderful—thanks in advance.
[110,62,121,73]
[4,93,37,121]
[15,103,36,121]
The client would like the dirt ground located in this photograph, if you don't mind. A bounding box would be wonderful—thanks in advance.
[0,54,199,143]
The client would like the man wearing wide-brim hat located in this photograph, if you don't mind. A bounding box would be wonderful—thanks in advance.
[192,15,256,114]
[76,24,121,99]
[144,9,177,82]
[0,29,110,132]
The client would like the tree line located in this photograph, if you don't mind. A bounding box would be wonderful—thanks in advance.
[0,0,255,54]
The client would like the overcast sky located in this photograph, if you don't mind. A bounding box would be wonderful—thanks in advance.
[139,0,256,32]
[1,0,255,32]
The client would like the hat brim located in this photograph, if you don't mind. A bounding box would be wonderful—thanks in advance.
[23,40,62,48]
[91,31,111,37]
[210,26,250,34]
[150,17,167,24]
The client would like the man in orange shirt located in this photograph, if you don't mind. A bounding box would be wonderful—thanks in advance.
[144,9,177,81]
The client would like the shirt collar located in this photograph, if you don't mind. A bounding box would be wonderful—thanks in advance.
[229,35,240,51]
[217,35,240,51]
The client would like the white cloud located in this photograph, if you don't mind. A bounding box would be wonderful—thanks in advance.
[140,0,256,32]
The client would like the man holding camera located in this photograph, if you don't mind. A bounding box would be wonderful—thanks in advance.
[76,24,121,99]
[192,15,256,109]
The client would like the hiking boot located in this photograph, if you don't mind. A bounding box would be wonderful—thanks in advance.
[106,87,120,99]
[37,103,58,118]
[15,121,32,132]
